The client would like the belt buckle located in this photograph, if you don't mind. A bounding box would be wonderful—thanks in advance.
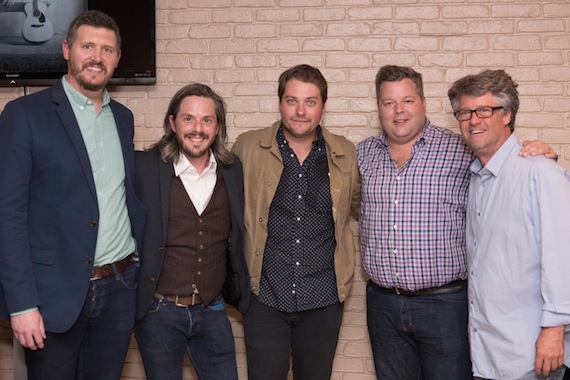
[174,294,197,307]
[174,295,186,307]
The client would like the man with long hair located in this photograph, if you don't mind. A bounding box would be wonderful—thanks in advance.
[134,83,250,380]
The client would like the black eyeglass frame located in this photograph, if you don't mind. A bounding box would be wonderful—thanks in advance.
[453,106,504,121]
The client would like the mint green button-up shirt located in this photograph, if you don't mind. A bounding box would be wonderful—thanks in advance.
[63,76,135,266]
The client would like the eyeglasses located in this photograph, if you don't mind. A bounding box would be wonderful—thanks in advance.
[453,106,504,121]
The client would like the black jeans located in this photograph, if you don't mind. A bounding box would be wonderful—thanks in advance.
[243,296,343,380]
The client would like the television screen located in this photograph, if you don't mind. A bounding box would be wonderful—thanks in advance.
[0,0,155,87]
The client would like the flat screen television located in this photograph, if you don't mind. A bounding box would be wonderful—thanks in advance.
[0,0,155,87]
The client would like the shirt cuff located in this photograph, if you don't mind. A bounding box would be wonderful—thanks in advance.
[10,307,38,317]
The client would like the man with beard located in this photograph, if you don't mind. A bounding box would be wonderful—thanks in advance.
[133,83,250,380]
[0,10,145,380]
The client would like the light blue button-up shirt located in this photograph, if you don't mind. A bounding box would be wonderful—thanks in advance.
[466,133,570,379]
[62,76,135,266]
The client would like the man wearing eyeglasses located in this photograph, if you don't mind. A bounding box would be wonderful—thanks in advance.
[448,70,570,380]
[357,65,557,380]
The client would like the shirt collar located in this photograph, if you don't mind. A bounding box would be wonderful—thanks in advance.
[173,150,217,177]
[62,75,111,109]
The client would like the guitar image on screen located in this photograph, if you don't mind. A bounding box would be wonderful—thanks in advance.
[22,0,54,43]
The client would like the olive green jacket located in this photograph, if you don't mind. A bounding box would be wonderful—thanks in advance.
[232,121,361,305]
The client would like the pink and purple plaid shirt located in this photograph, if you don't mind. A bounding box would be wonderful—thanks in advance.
[357,120,472,291]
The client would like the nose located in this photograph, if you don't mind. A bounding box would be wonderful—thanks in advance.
[92,48,102,62]
[394,101,404,113]
[469,112,483,124]
[296,103,306,115]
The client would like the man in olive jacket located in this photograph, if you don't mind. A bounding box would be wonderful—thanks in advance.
[232,64,361,380]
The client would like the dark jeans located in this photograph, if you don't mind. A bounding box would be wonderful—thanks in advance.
[367,281,472,380]
[135,295,238,380]
[25,263,137,380]
[243,296,343,380]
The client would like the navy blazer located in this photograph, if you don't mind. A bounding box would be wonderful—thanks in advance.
[0,80,146,332]
[134,148,251,318]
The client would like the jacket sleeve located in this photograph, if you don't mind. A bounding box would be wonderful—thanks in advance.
[0,100,41,315]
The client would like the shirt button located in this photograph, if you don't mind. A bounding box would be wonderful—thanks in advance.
[296,261,300,266]
[199,244,204,249]
[298,194,302,199]
[292,290,296,294]
[393,224,397,230]
[296,217,301,222]
[295,239,300,244]
[394,200,399,205]
[192,284,197,289]
[198,257,203,262]
[198,231,203,235]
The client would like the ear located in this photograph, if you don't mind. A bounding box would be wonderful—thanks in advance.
[62,40,70,61]
[502,109,512,128]
[169,115,176,133]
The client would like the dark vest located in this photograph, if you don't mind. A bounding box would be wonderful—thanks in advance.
[156,171,231,305]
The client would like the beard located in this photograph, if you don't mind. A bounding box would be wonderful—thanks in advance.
[177,132,213,159]
[68,61,111,92]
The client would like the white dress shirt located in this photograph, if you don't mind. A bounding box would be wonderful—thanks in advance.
[173,151,217,215]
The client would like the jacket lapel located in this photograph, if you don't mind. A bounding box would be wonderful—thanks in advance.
[158,157,173,239]
[51,82,98,204]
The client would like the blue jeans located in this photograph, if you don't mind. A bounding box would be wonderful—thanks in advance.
[25,263,137,380]
[367,281,472,380]
[134,295,238,380]
[243,296,343,380]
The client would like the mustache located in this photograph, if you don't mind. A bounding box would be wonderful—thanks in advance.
[82,61,106,71]
[183,132,208,139]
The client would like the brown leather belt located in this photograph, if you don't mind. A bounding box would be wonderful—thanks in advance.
[154,291,203,307]
[90,254,134,280]
[373,279,467,296]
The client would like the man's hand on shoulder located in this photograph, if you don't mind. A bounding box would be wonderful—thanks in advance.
[534,325,565,376]
[11,309,46,350]
[520,140,558,161]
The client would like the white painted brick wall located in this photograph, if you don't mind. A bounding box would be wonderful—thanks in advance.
[1,1,569,379]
